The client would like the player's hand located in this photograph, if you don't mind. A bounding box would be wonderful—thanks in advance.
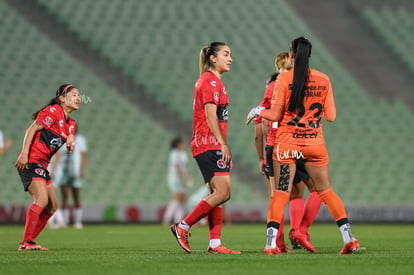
[221,144,232,167]
[246,106,265,125]
[66,135,75,155]
[259,159,265,175]
[15,153,29,172]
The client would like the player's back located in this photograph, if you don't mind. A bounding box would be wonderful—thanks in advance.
[276,68,333,146]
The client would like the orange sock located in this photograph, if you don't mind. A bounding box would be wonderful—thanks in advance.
[318,187,347,221]
[268,190,290,224]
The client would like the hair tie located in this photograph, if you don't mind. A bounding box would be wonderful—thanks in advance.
[61,84,73,96]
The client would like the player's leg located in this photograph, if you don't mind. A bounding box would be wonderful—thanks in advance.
[288,181,305,249]
[299,178,322,237]
[304,162,359,254]
[60,184,70,225]
[72,187,83,228]
[264,160,295,254]
[20,180,48,250]
[32,182,58,241]
[173,192,187,224]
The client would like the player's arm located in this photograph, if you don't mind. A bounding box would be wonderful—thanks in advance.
[205,103,231,166]
[260,79,285,122]
[80,151,87,179]
[254,122,265,175]
[15,121,43,171]
[322,81,336,122]
[66,134,75,155]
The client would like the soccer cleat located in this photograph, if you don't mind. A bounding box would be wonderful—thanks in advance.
[207,244,241,254]
[339,239,360,255]
[292,230,316,253]
[18,241,48,251]
[170,223,191,253]
[289,229,302,249]
[263,247,281,255]
[277,242,290,253]
[73,223,83,229]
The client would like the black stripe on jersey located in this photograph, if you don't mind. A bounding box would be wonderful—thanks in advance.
[39,129,65,150]
[217,105,228,121]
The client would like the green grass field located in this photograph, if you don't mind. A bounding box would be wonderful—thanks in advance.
[1,224,413,274]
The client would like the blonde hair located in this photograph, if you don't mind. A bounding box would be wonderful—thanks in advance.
[275,52,292,73]
[199,42,226,76]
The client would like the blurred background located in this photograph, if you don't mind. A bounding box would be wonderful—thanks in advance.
[0,0,413,224]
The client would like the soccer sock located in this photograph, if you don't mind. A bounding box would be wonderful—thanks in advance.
[299,191,322,234]
[54,208,66,226]
[268,190,290,224]
[74,208,83,225]
[289,197,304,230]
[337,219,354,244]
[180,200,213,230]
[22,204,43,242]
[32,210,53,240]
[318,187,347,222]
[62,208,70,225]
[208,207,223,248]
[266,222,279,249]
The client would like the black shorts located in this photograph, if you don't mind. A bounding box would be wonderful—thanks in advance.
[18,163,52,191]
[264,145,274,178]
[293,158,309,184]
[195,150,230,183]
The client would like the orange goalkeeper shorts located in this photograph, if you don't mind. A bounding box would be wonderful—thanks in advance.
[272,142,329,167]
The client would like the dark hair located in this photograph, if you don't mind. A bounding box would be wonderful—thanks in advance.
[288,37,312,112]
[171,136,184,149]
[199,42,226,76]
[32,84,76,120]
[266,73,278,86]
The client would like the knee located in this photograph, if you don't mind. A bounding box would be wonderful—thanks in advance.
[34,197,48,208]
[220,190,231,203]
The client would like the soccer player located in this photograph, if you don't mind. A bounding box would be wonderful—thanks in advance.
[247,37,359,255]
[49,127,88,229]
[171,42,240,254]
[15,84,79,250]
[0,129,12,156]
[163,137,192,225]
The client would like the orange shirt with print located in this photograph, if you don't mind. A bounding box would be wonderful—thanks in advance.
[261,68,336,146]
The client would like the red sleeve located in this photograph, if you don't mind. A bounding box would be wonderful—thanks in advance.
[35,105,59,130]
[201,79,220,105]
[260,82,275,109]
[254,116,262,125]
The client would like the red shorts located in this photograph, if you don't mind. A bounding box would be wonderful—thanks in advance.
[272,142,329,167]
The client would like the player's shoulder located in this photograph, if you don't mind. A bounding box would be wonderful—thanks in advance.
[198,72,220,87]
[42,104,61,114]
[309,68,330,81]
[277,70,293,83]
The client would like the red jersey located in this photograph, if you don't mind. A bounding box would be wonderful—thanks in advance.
[29,104,76,168]
[259,81,278,146]
[191,72,228,157]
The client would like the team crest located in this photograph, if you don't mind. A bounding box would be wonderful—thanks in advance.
[217,159,226,169]
[214,92,219,102]
[43,116,53,127]
[35,168,45,176]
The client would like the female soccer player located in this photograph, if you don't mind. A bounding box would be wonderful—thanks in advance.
[247,37,359,255]
[171,42,240,254]
[163,136,191,225]
[15,84,79,250]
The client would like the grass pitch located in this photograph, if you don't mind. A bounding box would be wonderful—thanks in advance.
[1,224,413,274]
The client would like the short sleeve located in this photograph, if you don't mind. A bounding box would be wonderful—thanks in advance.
[273,76,287,106]
[254,116,262,125]
[0,130,4,148]
[201,79,220,105]
[35,105,59,129]
[77,135,88,152]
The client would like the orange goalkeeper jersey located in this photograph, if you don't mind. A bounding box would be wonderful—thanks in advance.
[261,68,336,146]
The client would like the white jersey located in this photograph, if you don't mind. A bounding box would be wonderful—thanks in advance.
[168,149,188,184]
[54,134,88,177]
[0,130,4,148]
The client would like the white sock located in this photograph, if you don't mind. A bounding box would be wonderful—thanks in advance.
[339,223,353,244]
[63,209,70,225]
[178,220,190,231]
[209,239,221,248]
[74,208,83,225]
[54,209,65,225]
[266,227,278,249]
[163,200,178,224]
[174,203,187,223]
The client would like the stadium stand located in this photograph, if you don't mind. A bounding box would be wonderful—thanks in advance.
[362,6,414,72]
[0,1,264,204]
[1,0,412,206]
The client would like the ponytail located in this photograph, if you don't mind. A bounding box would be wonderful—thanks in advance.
[198,42,226,77]
[31,84,75,120]
[288,37,312,113]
